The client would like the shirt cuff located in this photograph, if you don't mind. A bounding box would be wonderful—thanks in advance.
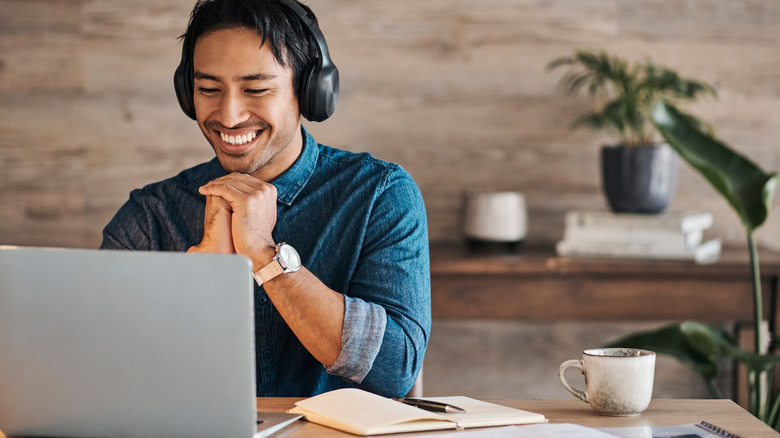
[325,295,386,384]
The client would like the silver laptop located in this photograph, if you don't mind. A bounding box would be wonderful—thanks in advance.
[0,246,297,438]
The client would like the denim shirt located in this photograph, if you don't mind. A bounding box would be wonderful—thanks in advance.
[100,128,431,397]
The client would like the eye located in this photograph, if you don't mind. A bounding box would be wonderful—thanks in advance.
[197,87,220,96]
[246,88,269,96]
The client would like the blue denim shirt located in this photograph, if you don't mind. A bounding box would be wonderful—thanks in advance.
[100,128,431,397]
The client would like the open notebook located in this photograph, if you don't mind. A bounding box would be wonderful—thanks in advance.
[289,388,547,435]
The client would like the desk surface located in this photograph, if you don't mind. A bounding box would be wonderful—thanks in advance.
[0,398,774,437]
[257,398,778,437]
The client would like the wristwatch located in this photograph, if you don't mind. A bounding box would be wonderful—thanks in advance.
[253,242,301,286]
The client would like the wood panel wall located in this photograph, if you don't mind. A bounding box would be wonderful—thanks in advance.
[1,0,779,250]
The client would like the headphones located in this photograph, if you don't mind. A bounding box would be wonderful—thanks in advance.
[173,0,339,122]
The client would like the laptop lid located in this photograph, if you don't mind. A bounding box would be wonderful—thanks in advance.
[0,247,257,438]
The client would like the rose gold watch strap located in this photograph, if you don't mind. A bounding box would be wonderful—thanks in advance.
[253,260,283,285]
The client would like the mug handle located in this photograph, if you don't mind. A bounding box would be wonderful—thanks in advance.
[558,359,588,403]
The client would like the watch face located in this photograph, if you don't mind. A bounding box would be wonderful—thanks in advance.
[278,244,301,271]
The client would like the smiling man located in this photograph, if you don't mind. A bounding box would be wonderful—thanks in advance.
[100,0,430,398]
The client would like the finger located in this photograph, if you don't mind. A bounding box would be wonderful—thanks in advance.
[199,174,274,197]
[199,178,277,205]
[199,182,277,208]
[224,172,271,190]
[204,192,233,213]
[200,172,269,190]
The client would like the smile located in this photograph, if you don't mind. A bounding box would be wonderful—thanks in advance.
[220,131,257,146]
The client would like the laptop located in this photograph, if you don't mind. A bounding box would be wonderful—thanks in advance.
[0,246,300,438]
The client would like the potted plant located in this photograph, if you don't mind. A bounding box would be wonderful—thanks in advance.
[547,50,717,213]
[606,102,779,428]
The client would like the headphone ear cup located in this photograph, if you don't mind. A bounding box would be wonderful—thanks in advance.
[298,66,315,122]
[301,61,338,123]
[174,59,197,120]
[314,63,339,121]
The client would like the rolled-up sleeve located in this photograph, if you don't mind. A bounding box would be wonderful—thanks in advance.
[325,297,387,383]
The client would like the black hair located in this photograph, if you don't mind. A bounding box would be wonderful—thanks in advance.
[179,0,318,98]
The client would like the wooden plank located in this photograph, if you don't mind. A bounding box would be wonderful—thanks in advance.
[0,35,83,95]
[618,0,780,44]
[82,0,191,38]
[318,0,617,46]
[0,0,84,34]
[432,275,764,321]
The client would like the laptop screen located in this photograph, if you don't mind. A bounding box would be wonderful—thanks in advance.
[0,247,257,438]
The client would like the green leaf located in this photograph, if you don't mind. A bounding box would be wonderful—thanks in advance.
[548,50,717,148]
[651,102,777,231]
[739,353,780,373]
[674,322,780,373]
[679,321,740,357]
[603,323,720,380]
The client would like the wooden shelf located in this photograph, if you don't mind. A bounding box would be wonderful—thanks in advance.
[430,243,780,324]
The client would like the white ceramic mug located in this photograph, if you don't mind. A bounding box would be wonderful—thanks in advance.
[558,348,655,416]
[462,190,527,242]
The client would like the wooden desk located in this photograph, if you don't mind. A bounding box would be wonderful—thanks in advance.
[0,398,773,437]
[430,243,780,327]
[256,398,778,437]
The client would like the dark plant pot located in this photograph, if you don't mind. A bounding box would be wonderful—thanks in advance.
[601,143,679,214]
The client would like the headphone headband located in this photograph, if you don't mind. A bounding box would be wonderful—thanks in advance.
[173,0,339,122]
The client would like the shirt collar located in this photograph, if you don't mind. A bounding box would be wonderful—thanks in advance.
[271,127,318,206]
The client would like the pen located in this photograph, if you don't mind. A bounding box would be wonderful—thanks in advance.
[393,398,466,413]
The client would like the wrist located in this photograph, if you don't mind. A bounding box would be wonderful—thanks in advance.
[252,243,302,286]
[189,237,234,254]
[251,244,278,272]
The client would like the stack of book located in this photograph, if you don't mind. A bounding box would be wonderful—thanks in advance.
[556,210,721,263]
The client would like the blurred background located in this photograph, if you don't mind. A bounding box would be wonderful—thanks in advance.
[1,0,778,399]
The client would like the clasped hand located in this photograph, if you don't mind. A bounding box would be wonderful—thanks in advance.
[188,173,277,268]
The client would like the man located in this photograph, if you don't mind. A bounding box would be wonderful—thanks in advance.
[100,0,430,398]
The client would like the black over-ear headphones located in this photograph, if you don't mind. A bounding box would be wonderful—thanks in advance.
[173,0,339,122]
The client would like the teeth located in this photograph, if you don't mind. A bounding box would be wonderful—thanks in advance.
[220,131,257,145]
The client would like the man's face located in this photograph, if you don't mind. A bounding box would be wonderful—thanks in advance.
[192,27,302,180]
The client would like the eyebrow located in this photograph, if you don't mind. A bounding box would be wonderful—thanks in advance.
[193,71,278,82]
[239,73,278,82]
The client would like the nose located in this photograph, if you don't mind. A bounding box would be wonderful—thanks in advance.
[216,91,250,128]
